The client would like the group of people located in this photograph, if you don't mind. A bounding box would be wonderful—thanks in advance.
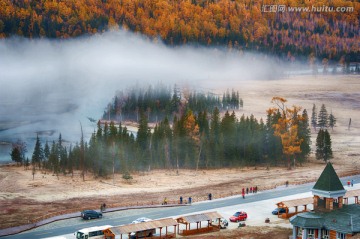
[241,186,258,199]
[347,179,354,187]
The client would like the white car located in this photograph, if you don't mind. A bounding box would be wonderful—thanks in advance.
[130,218,155,238]
[131,217,152,224]
[212,218,229,229]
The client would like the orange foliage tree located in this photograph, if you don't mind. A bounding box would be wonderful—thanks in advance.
[267,97,303,169]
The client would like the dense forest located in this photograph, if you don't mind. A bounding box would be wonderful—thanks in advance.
[13,95,331,178]
[1,0,359,61]
[102,84,242,123]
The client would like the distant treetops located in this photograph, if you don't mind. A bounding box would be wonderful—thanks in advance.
[1,0,359,61]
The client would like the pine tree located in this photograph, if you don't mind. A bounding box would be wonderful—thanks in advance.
[298,109,311,164]
[328,112,337,131]
[209,107,222,167]
[137,111,150,151]
[32,134,43,169]
[10,146,22,165]
[316,129,332,162]
[43,141,50,168]
[315,129,325,161]
[311,104,317,131]
[11,140,27,166]
[317,104,328,129]
[323,129,333,162]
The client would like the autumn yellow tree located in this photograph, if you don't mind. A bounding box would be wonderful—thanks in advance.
[267,97,303,169]
[184,110,201,172]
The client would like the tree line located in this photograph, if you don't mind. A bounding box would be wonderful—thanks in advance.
[1,0,358,61]
[12,97,317,178]
[102,84,242,123]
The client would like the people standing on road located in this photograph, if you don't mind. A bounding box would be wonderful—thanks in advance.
[246,188,249,194]
[255,186,258,193]
[242,188,245,199]
[348,180,351,187]
[180,196,183,204]
[285,181,289,187]
[351,179,354,187]
[163,197,168,205]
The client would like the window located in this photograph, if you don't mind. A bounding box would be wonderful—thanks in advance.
[337,232,346,239]
[321,229,329,239]
[308,229,315,239]
[89,230,104,237]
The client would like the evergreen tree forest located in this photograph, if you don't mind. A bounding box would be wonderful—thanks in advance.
[22,97,312,178]
[1,0,359,61]
[102,84,242,123]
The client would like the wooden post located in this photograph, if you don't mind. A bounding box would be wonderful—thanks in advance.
[338,196,343,208]
[313,195,319,209]
[329,198,333,210]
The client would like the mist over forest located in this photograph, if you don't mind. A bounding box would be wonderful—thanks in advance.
[0,30,285,163]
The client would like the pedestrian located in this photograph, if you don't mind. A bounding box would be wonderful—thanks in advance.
[285,181,289,187]
[246,188,249,194]
[180,196,183,204]
[347,180,351,187]
[242,191,245,199]
[163,197,168,205]
[255,186,258,193]
[188,196,192,204]
[250,187,253,193]
[351,179,354,187]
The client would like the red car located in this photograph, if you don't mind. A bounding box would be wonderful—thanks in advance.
[229,211,247,222]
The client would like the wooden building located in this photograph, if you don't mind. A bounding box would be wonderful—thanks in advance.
[103,218,177,239]
[176,211,222,236]
[290,162,360,239]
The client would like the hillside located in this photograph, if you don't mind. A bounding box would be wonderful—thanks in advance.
[1,0,359,60]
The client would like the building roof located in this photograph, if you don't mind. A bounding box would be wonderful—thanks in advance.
[312,162,345,196]
[176,211,222,224]
[345,189,360,198]
[277,197,313,208]
[108,218,178,235]
[290,212,324,228]
[290,204,360,234]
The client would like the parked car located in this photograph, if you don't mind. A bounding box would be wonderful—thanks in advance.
[80,210,102,220]
[132,217,152,224]
[272,207,287,215]
[229,211,247,222]
[130,218,154,239]
[212,218,229,229]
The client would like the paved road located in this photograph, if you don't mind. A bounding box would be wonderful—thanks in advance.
[2,175,359,239]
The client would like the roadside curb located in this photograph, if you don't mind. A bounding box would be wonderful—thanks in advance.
[0,204,188,237]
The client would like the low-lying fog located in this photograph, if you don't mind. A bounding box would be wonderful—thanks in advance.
[0,30,283,163]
